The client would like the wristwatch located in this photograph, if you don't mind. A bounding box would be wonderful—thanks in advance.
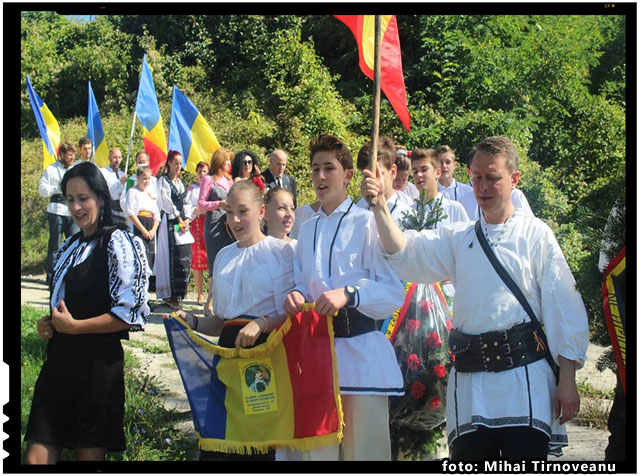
[344,285,357,308]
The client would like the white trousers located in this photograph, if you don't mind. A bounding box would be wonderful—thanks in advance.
[300,394,391,461]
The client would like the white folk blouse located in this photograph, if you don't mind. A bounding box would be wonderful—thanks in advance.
[212,235,295,320]
[294,197,405,396]
[126,187,161,222]
[50,229,150,329]
[385,209,589,455]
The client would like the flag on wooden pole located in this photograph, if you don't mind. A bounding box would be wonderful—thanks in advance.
[26,75,60,169]
[334,15,411,132]
[135,55,168,175]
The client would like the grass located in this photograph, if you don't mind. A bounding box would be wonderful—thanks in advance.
[20,305,197,462]
[124,338,171,355]
[574,380,614,431]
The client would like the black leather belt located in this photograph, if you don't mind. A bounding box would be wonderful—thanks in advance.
[450,321,547,373]
[50,193,66,204]
[333,308,376,338]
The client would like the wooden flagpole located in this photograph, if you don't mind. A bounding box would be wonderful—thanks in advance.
[369,14,382,177]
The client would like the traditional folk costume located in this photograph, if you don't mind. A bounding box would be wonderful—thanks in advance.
[100,166,128,222]
[126,186,161,272]
[384,210,589,456]
[38,160,80,282]
[293,197,405,460]
[25,227,150,451]
[198,175,234,275]
[290,204,319,240]
[398,181,420,203]
[437,178,473,202]
[155,174,193,302]
[356,192,414,227]
[203,235,295,461]
[459,186,533,220]
[186,182,208,272]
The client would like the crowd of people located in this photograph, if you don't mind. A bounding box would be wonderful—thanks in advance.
[27,133,590,463]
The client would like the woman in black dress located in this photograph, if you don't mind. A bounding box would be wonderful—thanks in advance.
[24,162,150,463]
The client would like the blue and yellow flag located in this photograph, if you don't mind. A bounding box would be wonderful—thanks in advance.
[164,307,344,454]
[135,55,167,175]
[87,81,110,167]
[168,86,220,175]
[26,75,60,170]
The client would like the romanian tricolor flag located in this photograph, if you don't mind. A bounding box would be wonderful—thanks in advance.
[168,86,220,175]
[602,246,626,394]
[87,81,110,167]
[26,75,60,170]
[164,306,344,454]
[334,15,411,132]
[135,55,168,175]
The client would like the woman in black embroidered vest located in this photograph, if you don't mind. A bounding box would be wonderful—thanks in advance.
[155,150,193,308]
[24,162,150,463]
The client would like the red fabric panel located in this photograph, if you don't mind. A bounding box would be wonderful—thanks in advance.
[283,310,340,438]
[143,136,167,175]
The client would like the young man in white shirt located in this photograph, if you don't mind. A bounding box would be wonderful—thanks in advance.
[38,142,80,285]
[355,136,413,226]
[436,145,472,201]
[362,136,588,461]
[100,147,128,224]
[283,134,404,461]
[411,148,469,225]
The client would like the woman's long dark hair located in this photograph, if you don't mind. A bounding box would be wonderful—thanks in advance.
[231,150,260,180]
[60,162,123,230]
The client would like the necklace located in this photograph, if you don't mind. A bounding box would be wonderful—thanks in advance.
[481,212,513,247]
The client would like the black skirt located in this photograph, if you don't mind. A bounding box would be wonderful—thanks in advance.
[25,338,126,451]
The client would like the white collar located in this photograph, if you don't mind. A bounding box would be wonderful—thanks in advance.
[319,196,352,217]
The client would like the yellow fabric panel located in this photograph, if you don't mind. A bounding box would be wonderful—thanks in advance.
[41,104,60,170]
[361,15,392,71]
[186,114,220,174]
[95,140,110,168]
[146,119,168,153]
[217,343,295,442]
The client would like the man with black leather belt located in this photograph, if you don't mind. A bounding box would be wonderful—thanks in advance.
[284,135,404,461]
[362,136,589,461]
[38,142,80,285]
[100,147,128,224]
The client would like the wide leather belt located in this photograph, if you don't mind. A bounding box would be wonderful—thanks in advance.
[450,321,547,373]
[50,193,66,204]
[333,308,376,338]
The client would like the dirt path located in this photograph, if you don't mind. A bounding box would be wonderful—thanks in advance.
[21,272,616,461]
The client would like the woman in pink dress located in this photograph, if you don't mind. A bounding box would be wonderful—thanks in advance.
[198,148,235,312]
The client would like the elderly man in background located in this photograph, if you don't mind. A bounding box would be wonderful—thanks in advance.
[38,142,80,285]
[100,147,128,224]
[261,149,297,207]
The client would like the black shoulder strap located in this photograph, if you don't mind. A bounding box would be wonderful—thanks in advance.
[474,220,560,383]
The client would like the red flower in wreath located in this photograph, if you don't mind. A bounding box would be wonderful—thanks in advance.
[445,319,454,332]
[420,300,435,314]
[426,330,442,348]
[406,319,420,333]
[433,363,447,379]
[410,382,426,399]
[448,351,456,362]
[429,396,441,411]
[407,353,421,371]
